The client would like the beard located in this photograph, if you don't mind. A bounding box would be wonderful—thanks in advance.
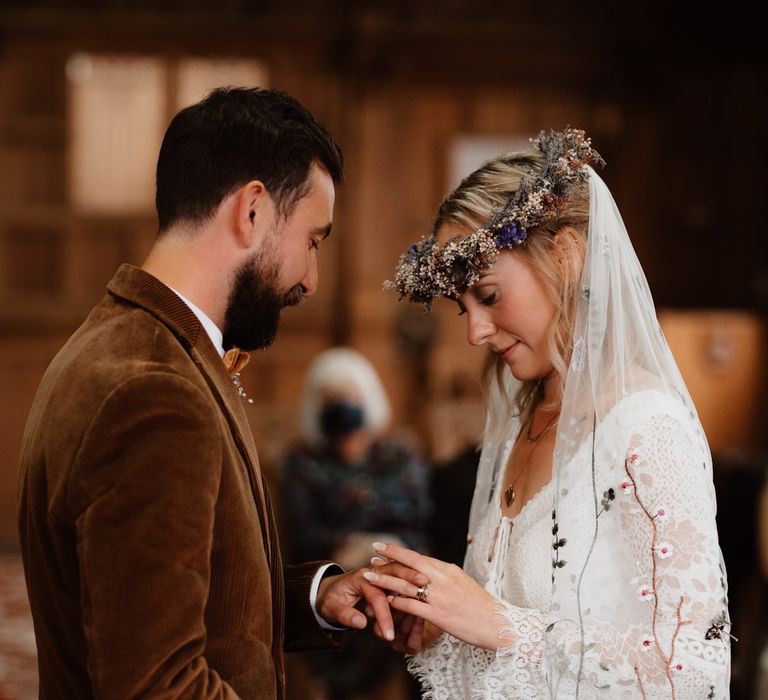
[222,248,304,351]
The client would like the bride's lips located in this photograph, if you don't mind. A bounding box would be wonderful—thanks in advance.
[499,341,520,360]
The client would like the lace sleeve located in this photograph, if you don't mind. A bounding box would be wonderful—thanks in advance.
[408,407,731,699]
[493,409,730,699]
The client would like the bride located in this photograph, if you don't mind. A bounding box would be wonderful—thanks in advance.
[364,130,732,698]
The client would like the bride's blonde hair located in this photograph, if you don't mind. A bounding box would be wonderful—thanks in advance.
[434,152,590,430]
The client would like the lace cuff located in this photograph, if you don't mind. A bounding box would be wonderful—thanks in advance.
[405,600,550,699]
[407,632,497,700]
[492,599,548,693]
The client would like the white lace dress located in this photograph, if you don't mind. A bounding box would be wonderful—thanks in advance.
[408,390,731,699]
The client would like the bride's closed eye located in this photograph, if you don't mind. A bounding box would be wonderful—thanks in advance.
[479,291,498,307]
[456,291,497,316]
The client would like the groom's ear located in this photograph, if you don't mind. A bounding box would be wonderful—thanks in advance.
[232,180,273,251]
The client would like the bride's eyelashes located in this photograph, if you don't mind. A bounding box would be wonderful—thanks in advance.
[456,291,497,316]
[479,291,498,307]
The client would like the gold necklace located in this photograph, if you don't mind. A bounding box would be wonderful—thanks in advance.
[526,410,558,443]
[504,411,558,508]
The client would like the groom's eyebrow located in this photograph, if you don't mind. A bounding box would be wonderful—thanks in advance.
[315,223,332,240]
[309,222,333,241]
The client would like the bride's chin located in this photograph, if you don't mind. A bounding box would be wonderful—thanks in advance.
[507,362,553,384]
[507,365,535,382]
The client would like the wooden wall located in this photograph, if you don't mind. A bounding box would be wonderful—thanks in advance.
[0,3,765,548]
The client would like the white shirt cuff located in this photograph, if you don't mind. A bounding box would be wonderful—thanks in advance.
[310,563,349,631]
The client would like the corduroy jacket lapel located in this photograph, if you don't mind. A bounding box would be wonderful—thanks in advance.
[106,264,273,565]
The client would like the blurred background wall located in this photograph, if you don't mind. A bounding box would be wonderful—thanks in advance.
[0,1,766,697]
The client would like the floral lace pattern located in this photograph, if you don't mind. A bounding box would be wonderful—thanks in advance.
[408,391,730,699]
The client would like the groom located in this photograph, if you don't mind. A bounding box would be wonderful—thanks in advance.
[17,87,422,699]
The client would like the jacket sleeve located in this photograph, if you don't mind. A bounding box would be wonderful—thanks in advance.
[283,562,345,652]
[68,372,240,699]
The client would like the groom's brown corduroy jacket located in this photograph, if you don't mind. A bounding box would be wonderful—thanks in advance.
[17,264,337,699]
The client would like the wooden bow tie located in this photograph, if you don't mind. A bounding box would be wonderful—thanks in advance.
[223,347,251,374]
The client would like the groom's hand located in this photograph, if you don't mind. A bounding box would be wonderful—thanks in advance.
[316,563,428,641]
[384,610,426,653]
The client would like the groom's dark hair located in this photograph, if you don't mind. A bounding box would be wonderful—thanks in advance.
[155,86,343,233]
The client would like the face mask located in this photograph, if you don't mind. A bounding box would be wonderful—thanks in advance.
[320,400,365,438]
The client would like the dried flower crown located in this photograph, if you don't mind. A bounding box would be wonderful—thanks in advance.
[386,128,605,309]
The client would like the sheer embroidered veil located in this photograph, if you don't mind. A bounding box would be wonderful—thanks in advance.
[468,166,724,692]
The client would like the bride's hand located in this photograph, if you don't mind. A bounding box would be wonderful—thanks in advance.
[366,556,435,653]
[362,542,505,651]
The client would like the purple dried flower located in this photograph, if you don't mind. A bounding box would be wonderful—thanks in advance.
[494,220,527,247]
[388,128,604,309]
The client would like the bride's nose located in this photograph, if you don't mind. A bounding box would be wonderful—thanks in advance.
[466,311,495,347]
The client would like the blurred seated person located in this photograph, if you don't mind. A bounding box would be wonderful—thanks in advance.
[280,347,430,700]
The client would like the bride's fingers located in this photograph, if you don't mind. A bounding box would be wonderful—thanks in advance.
[362,571,423,598]
[388,592,431,620]
[372,542,439,578]
[375,561,429,587]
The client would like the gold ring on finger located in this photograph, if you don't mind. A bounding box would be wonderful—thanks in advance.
[415,585,429,602]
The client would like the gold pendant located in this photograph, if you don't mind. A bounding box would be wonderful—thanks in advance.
[504,486,516,508]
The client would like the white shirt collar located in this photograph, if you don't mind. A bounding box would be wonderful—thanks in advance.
[169,287,225,358]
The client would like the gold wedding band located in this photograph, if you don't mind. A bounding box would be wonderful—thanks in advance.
[415,585,429,602]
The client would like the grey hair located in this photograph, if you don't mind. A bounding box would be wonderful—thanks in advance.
[297,347,392,447]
